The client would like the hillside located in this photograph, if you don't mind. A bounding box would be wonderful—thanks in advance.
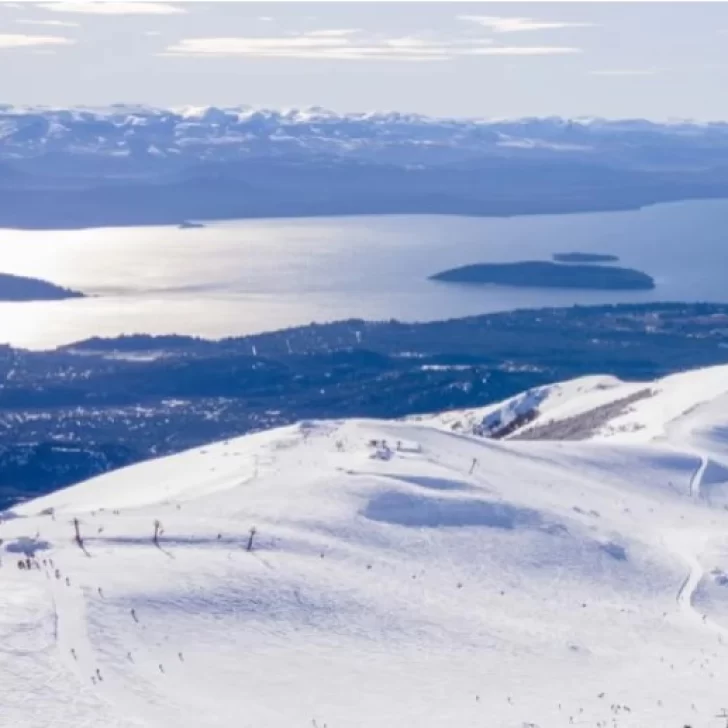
[416,364,728,447]
[3,365,728,727]
[4,302,728,508]
[0,272,85,301]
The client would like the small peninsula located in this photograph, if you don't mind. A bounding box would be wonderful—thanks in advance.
[553,252,620,264]
[0,273,86,301]
[430,261,655,291]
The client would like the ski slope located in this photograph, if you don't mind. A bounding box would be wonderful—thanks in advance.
[3,365,728,728]
[420,365,728,445]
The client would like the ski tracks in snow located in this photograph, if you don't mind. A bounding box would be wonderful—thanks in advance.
[46,558,150,728]
[689,454,709,499]
[664,530,728,641]
[661,453,728,638]
[48,562,111,692]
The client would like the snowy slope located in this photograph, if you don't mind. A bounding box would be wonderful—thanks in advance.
[419,364,728,445]
[410,374,632,438]
[3,367,728,727]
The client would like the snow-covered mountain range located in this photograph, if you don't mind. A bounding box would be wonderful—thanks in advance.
[3,364,728,727]
[4,104,728,172]
[6,105,728,228]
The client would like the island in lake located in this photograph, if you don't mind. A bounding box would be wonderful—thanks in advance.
[553,252,619,264]
[430,261,655,291]
[0,273,86,301]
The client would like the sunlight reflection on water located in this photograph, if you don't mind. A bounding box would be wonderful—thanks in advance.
[1,202,727,349]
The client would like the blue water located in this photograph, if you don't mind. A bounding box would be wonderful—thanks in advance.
[0,199,726,350]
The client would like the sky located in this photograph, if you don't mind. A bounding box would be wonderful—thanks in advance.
[3,1,728,120]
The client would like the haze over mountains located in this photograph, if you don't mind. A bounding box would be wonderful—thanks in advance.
[7,106,728,227]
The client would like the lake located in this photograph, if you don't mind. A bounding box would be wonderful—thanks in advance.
[1,199,728,350]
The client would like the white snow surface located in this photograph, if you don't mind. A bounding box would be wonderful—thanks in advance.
[416,365,728,445]
[410,374,630,437]
[4,365,728,727]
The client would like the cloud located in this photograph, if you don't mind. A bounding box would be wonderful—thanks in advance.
[38,2,186,15]
[258,16,274,22]
[144,30,162,36]
[470,46,581,56]
[0,33,75,48]
[161,38,450,61]
[306,29,360,38]
[168,37,350,53]
[16,19,80,27]
[590,69,657,76]
[163,35,445,60]
[162,32,578,61]
[458,15,593,33]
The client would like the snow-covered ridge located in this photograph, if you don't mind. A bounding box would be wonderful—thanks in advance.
[5,104,728,170]
[416,364,728,447]
[6,103,725,128]
[3,365,728,727]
